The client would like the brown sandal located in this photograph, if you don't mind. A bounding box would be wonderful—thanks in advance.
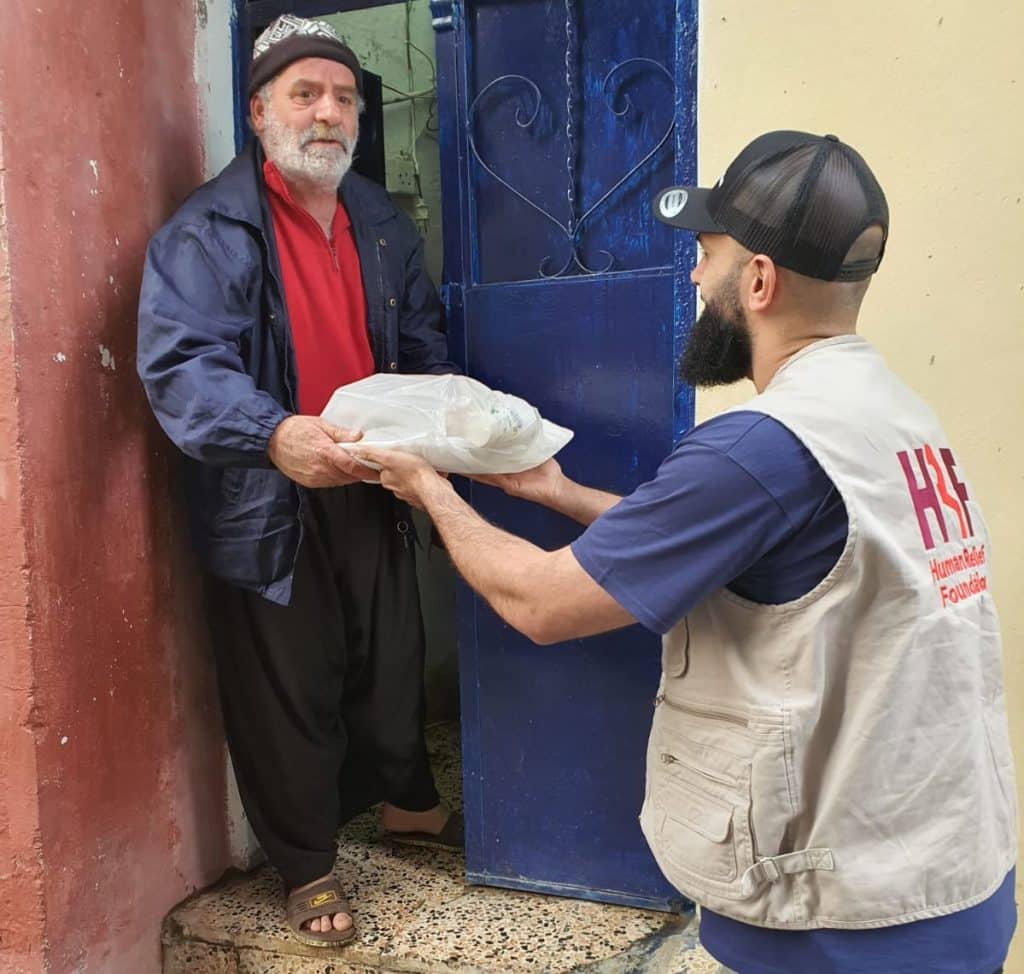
[285,876,356,948]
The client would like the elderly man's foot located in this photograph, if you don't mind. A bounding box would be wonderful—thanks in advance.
[379,802,449,835]
[289,874,354,937]
[379,802,464,851]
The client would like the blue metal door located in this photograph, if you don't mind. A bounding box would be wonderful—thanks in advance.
[433,0,697,911]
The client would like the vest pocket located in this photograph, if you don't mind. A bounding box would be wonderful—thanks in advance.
[654,762,740,883]
[647,697,763,899]
[662,618,690,677]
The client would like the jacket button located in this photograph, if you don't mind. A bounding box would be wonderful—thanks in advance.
[388,297,397,308]
[379,238,387,246]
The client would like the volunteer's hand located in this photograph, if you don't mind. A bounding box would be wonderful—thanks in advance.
[267,416,370,488]
[471,458,565,505]
[349,446,451,510]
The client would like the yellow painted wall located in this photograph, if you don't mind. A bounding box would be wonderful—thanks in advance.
[697,1,1024,966]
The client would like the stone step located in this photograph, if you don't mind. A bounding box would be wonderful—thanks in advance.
[163,724,721,974]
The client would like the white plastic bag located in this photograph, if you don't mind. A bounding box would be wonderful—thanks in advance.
[321,373,573,475]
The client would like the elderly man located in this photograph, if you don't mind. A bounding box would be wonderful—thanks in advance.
[358,132,1017,974]
[137,15,460,947]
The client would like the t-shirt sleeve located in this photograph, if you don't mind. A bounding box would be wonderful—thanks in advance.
[570,414,810,634]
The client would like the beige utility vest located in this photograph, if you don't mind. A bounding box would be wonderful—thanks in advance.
[640,336,1017,929]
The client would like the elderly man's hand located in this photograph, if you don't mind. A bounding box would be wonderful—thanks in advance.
[348,446,450,510]
[267,415,371,488]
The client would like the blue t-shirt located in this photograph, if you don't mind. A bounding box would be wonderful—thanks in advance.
[571,411,1016,974]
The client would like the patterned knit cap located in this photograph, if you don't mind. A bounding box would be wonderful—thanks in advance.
[248,14,363,97]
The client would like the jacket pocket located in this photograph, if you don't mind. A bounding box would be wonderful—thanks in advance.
[220,466,247,502]
[217,467,287,514]
[209,468,294,540]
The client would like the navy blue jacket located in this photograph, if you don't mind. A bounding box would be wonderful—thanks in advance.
[137,140,456,604]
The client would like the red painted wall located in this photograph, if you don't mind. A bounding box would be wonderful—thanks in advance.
[0,3,231,972]
[0,122,46,974]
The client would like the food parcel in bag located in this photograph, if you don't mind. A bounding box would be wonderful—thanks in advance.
[321,373,573,475]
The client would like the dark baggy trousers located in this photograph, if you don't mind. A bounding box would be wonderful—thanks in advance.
[206,484,440,889]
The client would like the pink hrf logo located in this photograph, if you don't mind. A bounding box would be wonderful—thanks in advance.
[897,446,974,551]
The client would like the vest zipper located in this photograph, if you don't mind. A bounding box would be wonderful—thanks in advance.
[655,692,751,728]
[659,751,738,788]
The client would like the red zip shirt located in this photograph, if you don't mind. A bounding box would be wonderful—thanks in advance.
[263,161,375,415]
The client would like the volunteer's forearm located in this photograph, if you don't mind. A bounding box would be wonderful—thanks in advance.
[546,477,621,525]
[421,478,556,640]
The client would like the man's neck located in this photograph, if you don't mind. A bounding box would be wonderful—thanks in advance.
[282,174,338,236]
[750,320,858,393]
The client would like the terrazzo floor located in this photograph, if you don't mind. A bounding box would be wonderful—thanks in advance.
[163,723,721,974]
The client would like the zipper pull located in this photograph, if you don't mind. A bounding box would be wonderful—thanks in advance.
[397,518,412,551]
[659,752,677,765]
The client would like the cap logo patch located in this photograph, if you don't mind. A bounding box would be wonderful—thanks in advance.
[659,190,688,219]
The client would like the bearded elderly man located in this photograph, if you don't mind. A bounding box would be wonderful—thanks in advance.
[137,15,460,947]
[358,132,1017,974]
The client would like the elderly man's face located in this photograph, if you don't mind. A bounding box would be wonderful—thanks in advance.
[251,57,361,189]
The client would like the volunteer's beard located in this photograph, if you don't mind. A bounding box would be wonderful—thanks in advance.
[260,105,359,191]
[679,276,753,388]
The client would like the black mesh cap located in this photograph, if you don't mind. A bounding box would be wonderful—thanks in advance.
[654,131,889,282]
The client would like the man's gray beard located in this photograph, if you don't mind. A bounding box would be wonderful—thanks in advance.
[260,104,358,191]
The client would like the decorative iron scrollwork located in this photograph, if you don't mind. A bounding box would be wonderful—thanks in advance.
[467,1,674,279]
